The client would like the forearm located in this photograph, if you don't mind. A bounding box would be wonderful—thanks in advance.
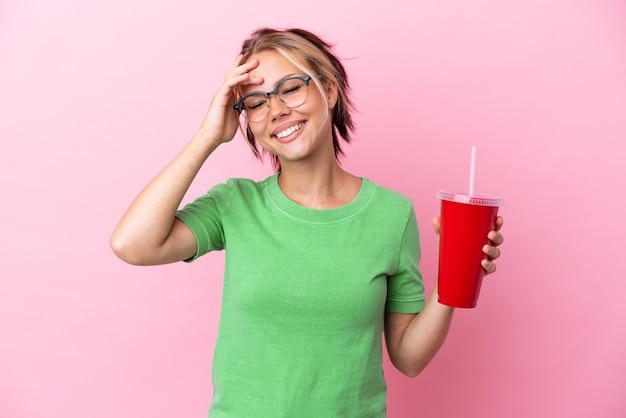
[393,285,455,377]
[110,134,220,262]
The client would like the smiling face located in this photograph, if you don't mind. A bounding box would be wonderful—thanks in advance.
[240,50,338,166]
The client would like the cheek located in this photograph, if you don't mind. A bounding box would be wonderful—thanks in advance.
[248,124,272,147]
[249,124,265,137]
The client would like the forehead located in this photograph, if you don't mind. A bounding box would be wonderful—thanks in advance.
[243,50,306,91]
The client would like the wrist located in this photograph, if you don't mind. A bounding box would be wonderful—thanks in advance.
[189,131,223,154]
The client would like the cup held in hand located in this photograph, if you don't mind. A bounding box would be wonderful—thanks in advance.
[437,191,503,308]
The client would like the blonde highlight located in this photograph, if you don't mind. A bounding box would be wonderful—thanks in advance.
[238,28,355,171]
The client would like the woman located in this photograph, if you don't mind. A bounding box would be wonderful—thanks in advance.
[111,28,504,417]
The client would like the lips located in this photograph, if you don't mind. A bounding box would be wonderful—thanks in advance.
[272,122,305,139]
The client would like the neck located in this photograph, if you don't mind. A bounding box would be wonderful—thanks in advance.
[277,158,360,209]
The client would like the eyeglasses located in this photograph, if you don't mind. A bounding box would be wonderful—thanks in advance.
[233,75,312,123]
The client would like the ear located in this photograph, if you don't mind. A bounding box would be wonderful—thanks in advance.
[325,81,339,110]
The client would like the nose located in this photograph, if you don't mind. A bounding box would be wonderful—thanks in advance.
[267,93,290,119]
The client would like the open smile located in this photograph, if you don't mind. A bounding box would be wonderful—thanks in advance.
[272,122,305,140]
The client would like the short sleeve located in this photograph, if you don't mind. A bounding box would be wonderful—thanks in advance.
[175,181,234,262]
[385,208,426,313]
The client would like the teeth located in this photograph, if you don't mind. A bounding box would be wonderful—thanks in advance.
[275,123,304,139]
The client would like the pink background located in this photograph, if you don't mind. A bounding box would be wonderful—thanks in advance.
[1,0,625,417]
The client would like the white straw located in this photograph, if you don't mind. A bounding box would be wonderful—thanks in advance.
[469,145,476,197]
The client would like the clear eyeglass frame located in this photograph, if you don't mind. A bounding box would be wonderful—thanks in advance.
[233,75,312,123]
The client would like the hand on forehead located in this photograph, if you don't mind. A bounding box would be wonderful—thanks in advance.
[241,50,309,92]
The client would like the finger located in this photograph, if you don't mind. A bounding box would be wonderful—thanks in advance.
[482,244,501,261]
[211,75,249,108]
[494,216,504,231]
[225,57,260,80]
[225,54,245,74]
[236,75,264,89]
[222,73,262,93]
[225,55,257,76]
[481,259,497,275]
[222,69,264,99]
[216,72,263,107]
[488,230,504,246]
[432,216,441,235]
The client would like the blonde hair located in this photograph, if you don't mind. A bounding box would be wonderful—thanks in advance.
[239,28,355,170]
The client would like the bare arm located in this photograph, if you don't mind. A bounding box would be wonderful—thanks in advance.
[109,138,220,265]
[110,56,263,265]
[384,217,504,377]
[384,286,454,377]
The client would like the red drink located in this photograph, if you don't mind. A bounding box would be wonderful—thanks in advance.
[437,191,503,308]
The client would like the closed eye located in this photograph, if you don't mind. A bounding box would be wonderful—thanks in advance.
[243,95,267,110]
[281,85,301,95]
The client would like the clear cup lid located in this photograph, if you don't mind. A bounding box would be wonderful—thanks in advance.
[437,191,504,207]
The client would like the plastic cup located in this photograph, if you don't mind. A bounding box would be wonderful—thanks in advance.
[436,191,503,308]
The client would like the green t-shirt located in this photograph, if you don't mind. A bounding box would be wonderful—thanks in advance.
[176,174,425,417]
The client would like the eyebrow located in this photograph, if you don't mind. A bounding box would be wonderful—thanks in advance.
[274,73,299,85]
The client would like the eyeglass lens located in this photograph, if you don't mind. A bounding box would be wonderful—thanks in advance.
[242,77,309,122]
